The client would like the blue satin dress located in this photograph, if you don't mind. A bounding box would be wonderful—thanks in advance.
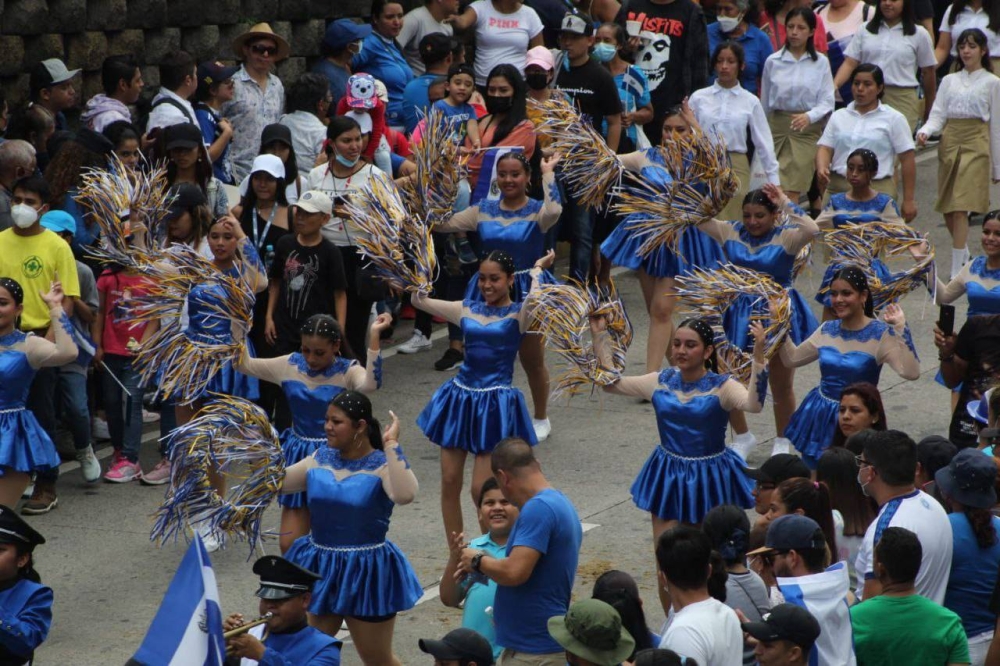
[785,320,892,467]
[600,148,723,278]
[630,368,755,523]
[816,193,897,306]
[721,224,819,348]
[417,302,537,453]
[462,197,557,303]
[0,331,62,475]
[285,447,422,618]
[183,263,259,401]
[935,256,1000,388]
[277,354,383,509]
[0,577,52,663]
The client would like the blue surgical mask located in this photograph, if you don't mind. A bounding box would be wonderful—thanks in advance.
[592,43,617,63]
[335,151,359,168]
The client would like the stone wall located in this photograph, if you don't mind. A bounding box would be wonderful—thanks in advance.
[0,0,374,105]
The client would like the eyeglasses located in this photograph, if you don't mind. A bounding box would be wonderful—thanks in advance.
[855,455,871,468]
[756,482,776,491]
[251,44,277,56]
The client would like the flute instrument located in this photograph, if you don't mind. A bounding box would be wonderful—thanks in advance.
[223,612,273,639]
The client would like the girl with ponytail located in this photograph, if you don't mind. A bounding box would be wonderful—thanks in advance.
[278,391,421,664]
[236,312,392,552]
[778,267,919,467]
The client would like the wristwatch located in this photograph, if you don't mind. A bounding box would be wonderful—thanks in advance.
[470,551,485,573]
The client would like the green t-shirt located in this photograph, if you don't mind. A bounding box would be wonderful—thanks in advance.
[850,594,970,665]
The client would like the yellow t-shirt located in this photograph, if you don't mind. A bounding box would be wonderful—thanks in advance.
[0,229,81,331]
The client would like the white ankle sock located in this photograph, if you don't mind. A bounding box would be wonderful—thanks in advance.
[771,437,792,456]
[732,432,758,459]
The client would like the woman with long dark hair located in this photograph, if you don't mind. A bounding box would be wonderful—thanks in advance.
[938,449,1000,665]
[830,381,888,450]
[592,570,657,660]
[934,0,1000,71]
[918,28,1000,280]
[766,477,840,563]
[777,267,919,466]
[816,446,876,586]
[162,122,230,219]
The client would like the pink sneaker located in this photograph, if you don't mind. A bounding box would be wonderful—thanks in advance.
[141,458,171,486]
[104,456,142,483]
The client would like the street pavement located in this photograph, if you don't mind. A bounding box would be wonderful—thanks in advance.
[33,146,986,664]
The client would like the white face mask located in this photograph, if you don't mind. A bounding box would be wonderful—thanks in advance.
[857,467,871,497]
[10,203,38,229]
[717,15,743,32]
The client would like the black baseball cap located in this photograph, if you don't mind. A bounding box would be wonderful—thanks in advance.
[163,122,203,151]
[742,603,821,650]
[166,182,207,219]
[419,33,459,65]
[260,123,292,149]
[419,628,495,665]
[744,454,811,484]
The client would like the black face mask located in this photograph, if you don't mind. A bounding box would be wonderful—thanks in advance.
[525,72,550,90]
[485,94,514,115]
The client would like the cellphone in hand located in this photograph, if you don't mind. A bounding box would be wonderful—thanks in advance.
[939,304,956,337]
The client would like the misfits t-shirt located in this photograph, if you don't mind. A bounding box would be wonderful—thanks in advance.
[616,0,708,113]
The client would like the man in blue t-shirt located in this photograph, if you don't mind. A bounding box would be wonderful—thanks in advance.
[458,438,583,663]
[402,33,456,133]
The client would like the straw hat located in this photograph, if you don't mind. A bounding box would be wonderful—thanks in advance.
[232,22,290,61]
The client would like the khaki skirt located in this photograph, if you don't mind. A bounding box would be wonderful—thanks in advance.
[881,86,920,133]
[936,117,991,214]
[721,151,751,221]
[824,172,897,203]
[769,111,826,193]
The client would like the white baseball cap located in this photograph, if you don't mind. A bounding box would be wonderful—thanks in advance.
[294,190,334,215]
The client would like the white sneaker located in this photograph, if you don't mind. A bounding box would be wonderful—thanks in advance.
[197,523,220,553]
[92,417,110,440]
[533,418,552,442]
[732,432,758,460]
[771,437,792,456]
[142,409,160,423]
[397,330,432,354]
[75,445,101,483]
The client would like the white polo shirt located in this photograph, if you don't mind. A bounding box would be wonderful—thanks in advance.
[854,489,954,603]
[818,101,915,179]
[845,22,936,87]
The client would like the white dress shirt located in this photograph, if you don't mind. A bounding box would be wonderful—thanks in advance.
[940,4,1000,56]
[845,22,936,87]
[689,81,780,184]
[146,88,199,134]
[919,68,1000,179]
[818,101,915,179]
[760,49,836,124]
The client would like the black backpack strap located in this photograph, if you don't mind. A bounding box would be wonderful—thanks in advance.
[151,96,198,125]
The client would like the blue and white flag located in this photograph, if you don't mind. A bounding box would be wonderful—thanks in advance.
[777,561,857,666]
[130,536,226,666]
[470,146,523,206]
[68,321,96,367]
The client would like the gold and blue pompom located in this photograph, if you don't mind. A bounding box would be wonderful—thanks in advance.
[674,264,791,384]
[343,172,438,294]
[528,97,623,209]
[613,132,738,258]
[398,107,469,227]
[528,278,633,399]
[151,396,283,554]
[818,221,936,311]
[76,154,172,268]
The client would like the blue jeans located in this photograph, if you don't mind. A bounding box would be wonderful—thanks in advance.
[56,369,91,452]
[31,366,60,484]
[102,354,145,462]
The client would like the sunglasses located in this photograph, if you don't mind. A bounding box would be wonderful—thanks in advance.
[251,44,277,56]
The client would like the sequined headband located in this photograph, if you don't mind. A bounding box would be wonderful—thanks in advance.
[331,391,372,422]
[681,318,716,346]
[834,266,868,293]
[0,278,23,305]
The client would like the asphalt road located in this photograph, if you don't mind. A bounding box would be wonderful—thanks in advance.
[31,146,986,664]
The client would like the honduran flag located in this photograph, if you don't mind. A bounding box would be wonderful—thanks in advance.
[128,536,226,666]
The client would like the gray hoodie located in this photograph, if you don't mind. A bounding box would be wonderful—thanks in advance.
[80,94,132,133]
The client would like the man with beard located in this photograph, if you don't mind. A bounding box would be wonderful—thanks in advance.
[441,476,520,661]
[748,514,856,666]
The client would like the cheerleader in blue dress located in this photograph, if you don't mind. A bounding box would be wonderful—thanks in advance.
[435,152,562,442]
[814,149,904,321]
[0,504,52,665]
[697,184,820,457]
[281,391,420,666]
[414,249,555,542]
[780,267,920,467]
[600,106,724,374]
[0,277,76,508]
[592,315,768,534]
[237,313,389,553]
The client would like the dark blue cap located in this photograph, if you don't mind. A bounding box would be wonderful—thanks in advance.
[748,515,825,556]
[936,448,998,510]
[323,18,372,51]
